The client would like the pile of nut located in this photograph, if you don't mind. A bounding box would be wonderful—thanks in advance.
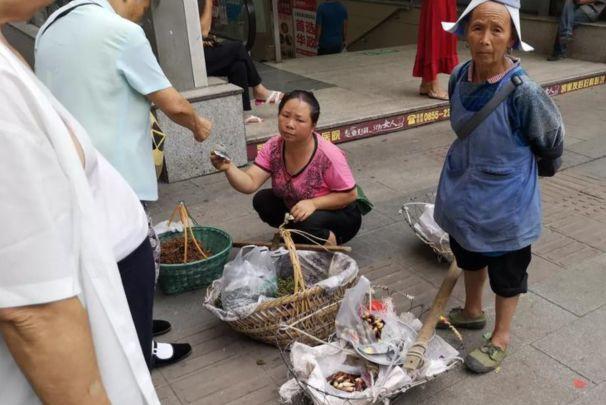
[362,311,386,339]
[327,372,367,392]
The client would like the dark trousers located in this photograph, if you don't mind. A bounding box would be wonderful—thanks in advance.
[318,43,343,56]
[117,238,156,370]
[204,40,262,111]
[553,0,595,55]
[252,189,362,244]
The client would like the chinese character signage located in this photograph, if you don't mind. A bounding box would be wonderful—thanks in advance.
[278,0,296,58]
[293,0,317,57]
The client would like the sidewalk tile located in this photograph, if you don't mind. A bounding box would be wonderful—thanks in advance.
[169,356,275,404]
[532,253,606,316]
[510,292,578,344]
[418,345,591,405]
[571,382,606,405]
[155,386,182,405]
[534,305,606,384]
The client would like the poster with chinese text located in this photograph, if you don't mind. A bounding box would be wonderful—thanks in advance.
[293,0,317,57]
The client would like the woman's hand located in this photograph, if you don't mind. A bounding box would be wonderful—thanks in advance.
[290,199,316,222]
[194,116,212,142]
[210,153,231,171]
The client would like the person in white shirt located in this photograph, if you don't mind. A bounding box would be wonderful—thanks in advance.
[0,1,158,403]
[36,0,207,367]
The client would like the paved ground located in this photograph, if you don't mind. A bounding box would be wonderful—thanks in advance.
[246,44,606,142]
[148,84,606,405]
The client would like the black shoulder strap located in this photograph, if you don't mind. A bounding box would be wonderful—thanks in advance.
[39,2,101,37]
[454,74,525,141]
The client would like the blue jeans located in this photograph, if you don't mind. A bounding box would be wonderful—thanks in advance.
[554,0,596,55]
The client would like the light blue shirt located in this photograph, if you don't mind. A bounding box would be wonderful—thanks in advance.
[35,0,171,201]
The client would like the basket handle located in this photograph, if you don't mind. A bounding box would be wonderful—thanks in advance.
[167,201,207,262]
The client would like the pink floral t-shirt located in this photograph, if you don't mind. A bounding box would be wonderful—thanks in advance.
[254,134,356,208]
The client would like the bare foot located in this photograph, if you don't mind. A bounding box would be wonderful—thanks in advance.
[325,231,337,246]
[427,81,448,100]
[252,84,270,100]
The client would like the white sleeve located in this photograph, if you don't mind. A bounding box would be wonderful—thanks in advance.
[0,71,80,308]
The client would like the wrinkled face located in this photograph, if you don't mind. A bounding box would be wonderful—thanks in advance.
[125,0,151,22]
[466,2,515,68]
[278,99,315,143]
[0,0,54,23]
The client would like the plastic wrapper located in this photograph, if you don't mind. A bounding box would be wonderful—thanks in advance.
[205,248,359,321]
[153,220,185,235]
[335,277,412,353]
[284,341,410,405]
[220,246,278,315]
[412,204,448,247]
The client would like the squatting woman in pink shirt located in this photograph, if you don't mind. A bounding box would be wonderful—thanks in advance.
[210,90,361,245]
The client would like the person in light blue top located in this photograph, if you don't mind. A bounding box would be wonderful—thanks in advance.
[435,0,564,374]
[315,0,348,55]
[35,0,212,371]
[35,0,211,202]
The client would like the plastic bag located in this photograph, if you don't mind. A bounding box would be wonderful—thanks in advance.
[286,341,410,405]
[205,249,359,321]
[413,204,448,246]
[335,278,418,366]
[220,245,278,313]
[153,219,185,236]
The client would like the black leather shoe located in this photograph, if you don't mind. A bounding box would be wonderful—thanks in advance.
[152,319,171,337]
[152,342,192,368]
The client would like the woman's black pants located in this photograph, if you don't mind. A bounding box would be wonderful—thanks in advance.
[204,40,262,111]
[253,189,362,244]
[117,238,156,370]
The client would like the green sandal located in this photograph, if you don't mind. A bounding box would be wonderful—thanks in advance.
[437,307,486,330]
[465,342,507,373]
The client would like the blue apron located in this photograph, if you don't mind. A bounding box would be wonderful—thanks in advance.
[434,65,541,252]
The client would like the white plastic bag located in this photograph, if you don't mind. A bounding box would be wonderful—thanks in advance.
[287,341,410,405]
[412,204,448,246]
[220,245,278,313]
[153,219,185,235]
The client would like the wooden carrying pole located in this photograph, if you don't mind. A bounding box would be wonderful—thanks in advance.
[403,259,462,374]
[233,241,351,253]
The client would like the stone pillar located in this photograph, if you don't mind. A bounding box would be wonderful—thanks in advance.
[146,0,208,91]
[145,0,248,181]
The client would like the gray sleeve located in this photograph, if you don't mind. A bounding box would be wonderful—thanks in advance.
[511,80,565,161]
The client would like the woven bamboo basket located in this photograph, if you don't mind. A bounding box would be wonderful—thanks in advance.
[218,275,358,347]
[205,225,359,347]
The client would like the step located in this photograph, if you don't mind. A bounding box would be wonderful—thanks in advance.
[245,44,606,160]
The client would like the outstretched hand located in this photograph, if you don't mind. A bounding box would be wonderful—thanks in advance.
[210,153,231,171]
[193,116,212,142]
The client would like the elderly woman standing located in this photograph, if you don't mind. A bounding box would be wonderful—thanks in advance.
[434,0,564,373]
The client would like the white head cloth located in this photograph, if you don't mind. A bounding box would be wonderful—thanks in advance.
[442,0,534,52]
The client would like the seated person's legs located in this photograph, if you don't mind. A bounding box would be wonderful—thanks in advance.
[253,188,290,228]
[288,203,361,245]
[227,60,253,111]
[551,0,597,58]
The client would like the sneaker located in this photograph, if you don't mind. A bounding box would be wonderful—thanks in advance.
[436,307,486,330]
[465,342,507,374]
[152,342,192,368]
[152,319,172,337]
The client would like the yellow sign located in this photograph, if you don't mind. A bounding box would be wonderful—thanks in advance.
[560,74,606,94]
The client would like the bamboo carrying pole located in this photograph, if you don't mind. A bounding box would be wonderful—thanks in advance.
[403,259,462,374]
[233,241,351,253]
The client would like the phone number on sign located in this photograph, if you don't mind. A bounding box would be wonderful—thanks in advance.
[406,108,450,127]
